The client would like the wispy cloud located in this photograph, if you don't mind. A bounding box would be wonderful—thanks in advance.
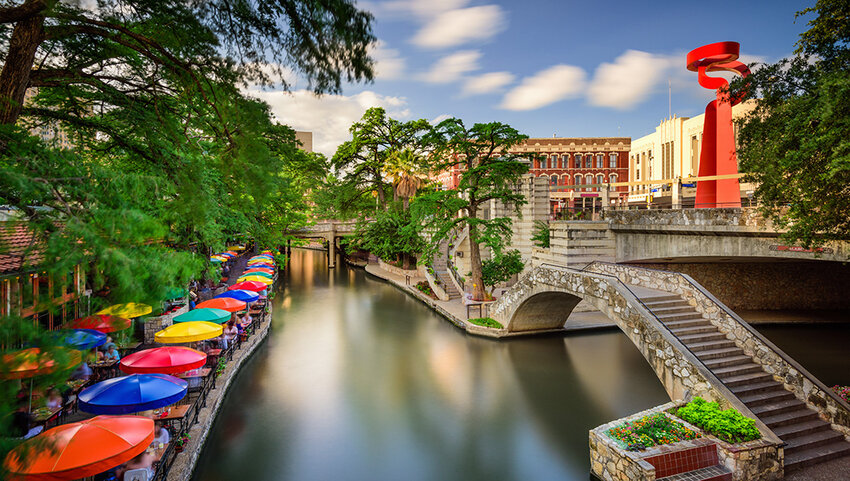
[461,72,515,96]
[412,6,507,49]
[500,65,586,111]
[421,50,481,84]
[587,50,670,110]
[369,40,406,80]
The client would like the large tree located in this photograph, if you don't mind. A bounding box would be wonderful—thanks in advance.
[414,118,530,300]
[731,0,850,247]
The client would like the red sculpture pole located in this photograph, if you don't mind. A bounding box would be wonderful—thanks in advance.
[687,42,750,208]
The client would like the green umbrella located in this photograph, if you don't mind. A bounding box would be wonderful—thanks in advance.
[173,308,230,324]
[242,271,272,278]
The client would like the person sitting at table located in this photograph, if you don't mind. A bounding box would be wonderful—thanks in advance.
[9,399,41,439]
[239,311,252,327]
[152,420,170,446]
[70,359,93,381]
[45,388,63,410]
[222,319,238,349]
[117,451,155,481]
[104,344,121,362]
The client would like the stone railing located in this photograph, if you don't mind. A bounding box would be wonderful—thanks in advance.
[586,261,850,438]
[603,207,774,230]
[446,226,468,295]
[418,264,448,301]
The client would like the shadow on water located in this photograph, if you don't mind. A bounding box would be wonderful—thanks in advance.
[192,249,669,481]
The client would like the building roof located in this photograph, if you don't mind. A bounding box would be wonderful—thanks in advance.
[0,222,44,274]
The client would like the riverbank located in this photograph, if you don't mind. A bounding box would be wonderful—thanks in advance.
[165,304,273,480]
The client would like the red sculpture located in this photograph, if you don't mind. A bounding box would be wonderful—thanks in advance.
[687,42,750,208]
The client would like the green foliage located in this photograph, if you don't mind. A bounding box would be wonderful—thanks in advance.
[481,250,524,293]
[675,398,761,444]
[215,357,227,377]
[531,220,550,248]
[468,317,503,329]
[350,207,425,263]
[731,0,850,247]
[606,413,701,451]
[414,281,435,298]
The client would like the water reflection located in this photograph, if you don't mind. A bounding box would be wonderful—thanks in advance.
[193,249,669,481]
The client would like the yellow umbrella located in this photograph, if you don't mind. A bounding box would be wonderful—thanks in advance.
[154,321,223,344]
[238,275,273,285]
[97,303,152,318]
[226,245,244,251]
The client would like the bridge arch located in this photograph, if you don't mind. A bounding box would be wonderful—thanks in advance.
[506,289,582,332]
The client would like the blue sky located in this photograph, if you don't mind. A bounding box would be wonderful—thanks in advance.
[248,0,813,156]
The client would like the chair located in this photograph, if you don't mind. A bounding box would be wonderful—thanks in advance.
[123,468,150,481]
[43,409,62,428]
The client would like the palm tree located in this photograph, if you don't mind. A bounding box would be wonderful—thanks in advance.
[384,149,428,211]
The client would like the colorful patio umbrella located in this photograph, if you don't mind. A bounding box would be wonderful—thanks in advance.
[248,258,273,264]
[155,321,222,344]
[228,281,267,292]
[224,250,238,256]
[248,256,273,262]
[1,347,81,380]
[196,297,247,312]
[96,303,152,318]
[78,373,187,415]
[241,271,272,279]
[226,245,244,251]
[4,415,154,481]
[250,255,273,260]
[238,275,273,285]
[215,289,260,303]
[55,329,107,351]
[63,314,131,333]
[246,264,274,270]
[120,347,206,374]
[243,270,274,277]
[173,307,230,324]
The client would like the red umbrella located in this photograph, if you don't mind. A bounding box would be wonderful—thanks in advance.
[63,315,131,333]
[196,297,246,312]
[4,416,154,481]
[120,346,207,374]
[228,281,267,292]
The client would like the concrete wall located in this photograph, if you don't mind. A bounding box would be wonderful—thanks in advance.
[530,221,616,268]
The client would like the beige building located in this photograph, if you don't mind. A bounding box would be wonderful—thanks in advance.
[628,100,756,201]
[295,131,313,152]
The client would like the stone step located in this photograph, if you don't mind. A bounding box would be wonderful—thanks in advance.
[670,325,720,336]
[642,294,682,303]
[695,347,745,360]
[761,407,819,428]
[656,465,732,481]
[685,339,736,352]
[750,398,808,417]
[642,299,691,309]
[657,313,707,322]
[713,363,765,379]
[722,372,774,388]
[651,306,699,315]
[663,318,713,329]
[784,429,847,455]
[784,440,850,472]
[772,419,834,440]
[739,389,796,408]
[729,380,785,397]
[702,355,752,369]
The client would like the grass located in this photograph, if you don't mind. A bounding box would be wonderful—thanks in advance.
[468,317,503,329]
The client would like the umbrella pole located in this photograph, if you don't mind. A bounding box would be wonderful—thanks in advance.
[28,378,33,415]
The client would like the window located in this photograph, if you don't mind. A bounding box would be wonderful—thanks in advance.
[596,154,604,168]
[609,173,618,184]
[597,174,604,186]
[609,153,618,168]
[551,154,558,169]
[585,155,592,169]
[585,174,593,191]
[574,154,582,169]
[574,174,582,187]
[550,175,558,186]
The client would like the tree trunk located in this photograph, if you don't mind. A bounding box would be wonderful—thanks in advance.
[0,11,46,126]
[468,222,486,301]
[402,196,409,211]
[402,252,410,270]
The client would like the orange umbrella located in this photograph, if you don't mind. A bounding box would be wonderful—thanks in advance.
[1,347,81,380]
[4,415,154,480]
[195,297,246,313]
[63,315,131,333]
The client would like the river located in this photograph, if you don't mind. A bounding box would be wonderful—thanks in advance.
[192,248,848,481]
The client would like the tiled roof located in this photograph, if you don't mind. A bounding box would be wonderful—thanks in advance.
[0,222,44,274]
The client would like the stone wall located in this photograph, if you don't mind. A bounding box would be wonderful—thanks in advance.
[604,207,773,230]
[378,259,421,279]
[632,261,850,310]
[531,221,615,268]
[586,262,850,440]
[143,304,189,344]
[488,174,549,267]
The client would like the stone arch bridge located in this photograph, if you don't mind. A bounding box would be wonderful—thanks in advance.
[289,220,358,267]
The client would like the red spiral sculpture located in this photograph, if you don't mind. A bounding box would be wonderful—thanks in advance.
[687,42,750,208]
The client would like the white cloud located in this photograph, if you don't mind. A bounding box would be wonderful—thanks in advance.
[372,0,469,18]
[500,65,586,111]
[412,6,507,49]
[461,72,515,96]
[246,89,410,157]
[421,50,481,84]
[369,40,406,80]
[587,50,671,110]
[431,114,452,124]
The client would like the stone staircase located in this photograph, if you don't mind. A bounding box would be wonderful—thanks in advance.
[432,241,461,300]
[641,293,850,472]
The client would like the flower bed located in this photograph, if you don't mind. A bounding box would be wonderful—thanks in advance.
[833,385,850,403]
[673,397,761,444]
[468,317,503,329]
[415,281,436,299]
[606,412,700,451]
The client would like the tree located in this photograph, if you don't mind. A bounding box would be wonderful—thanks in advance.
[531,220,550,248]
[352,207,425,268]
[385,148,429,211]
[731,0,850,247]
[331,107,430,212]
[481,249,524,296]
[414,118,530,300]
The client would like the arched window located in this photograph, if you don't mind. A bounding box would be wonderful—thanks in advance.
[574,174,582,189]
[585,155,592,169]
[609,153,618,168]
[585,174,593,191]
[551,154,559,169]
[596,154,604,168]
[609,173,618,184]
[562,174,569,185]
[550,175,558,186]
[575,154,582,169]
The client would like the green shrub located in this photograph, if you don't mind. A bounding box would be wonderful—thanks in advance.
[675,397,761,443]
[606,413,700,451]
[468,317,503,329]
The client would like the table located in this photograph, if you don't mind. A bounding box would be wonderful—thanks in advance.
[31,406,61,424]
[205,348,222,367]
[464,300,494,319]
[91,359,119,380]
[156,404,191,432]
[176,368,212,390]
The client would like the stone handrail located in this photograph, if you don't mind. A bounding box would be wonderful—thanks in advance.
[585,260,850,437]
[419,264,449,301]
[445,226,468,295]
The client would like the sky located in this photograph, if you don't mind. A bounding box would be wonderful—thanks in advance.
[246,0,813,157]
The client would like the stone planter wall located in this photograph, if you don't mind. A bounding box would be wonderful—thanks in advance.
[586,261,850,439]
[143,304,189,344]
[418,264,448,301]
[378,259,421,279]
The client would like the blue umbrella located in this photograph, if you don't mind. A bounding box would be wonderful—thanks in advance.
[247,263,274,269]
[55,329,107,350]
[78,373,187,414]
[215,289,260,303]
